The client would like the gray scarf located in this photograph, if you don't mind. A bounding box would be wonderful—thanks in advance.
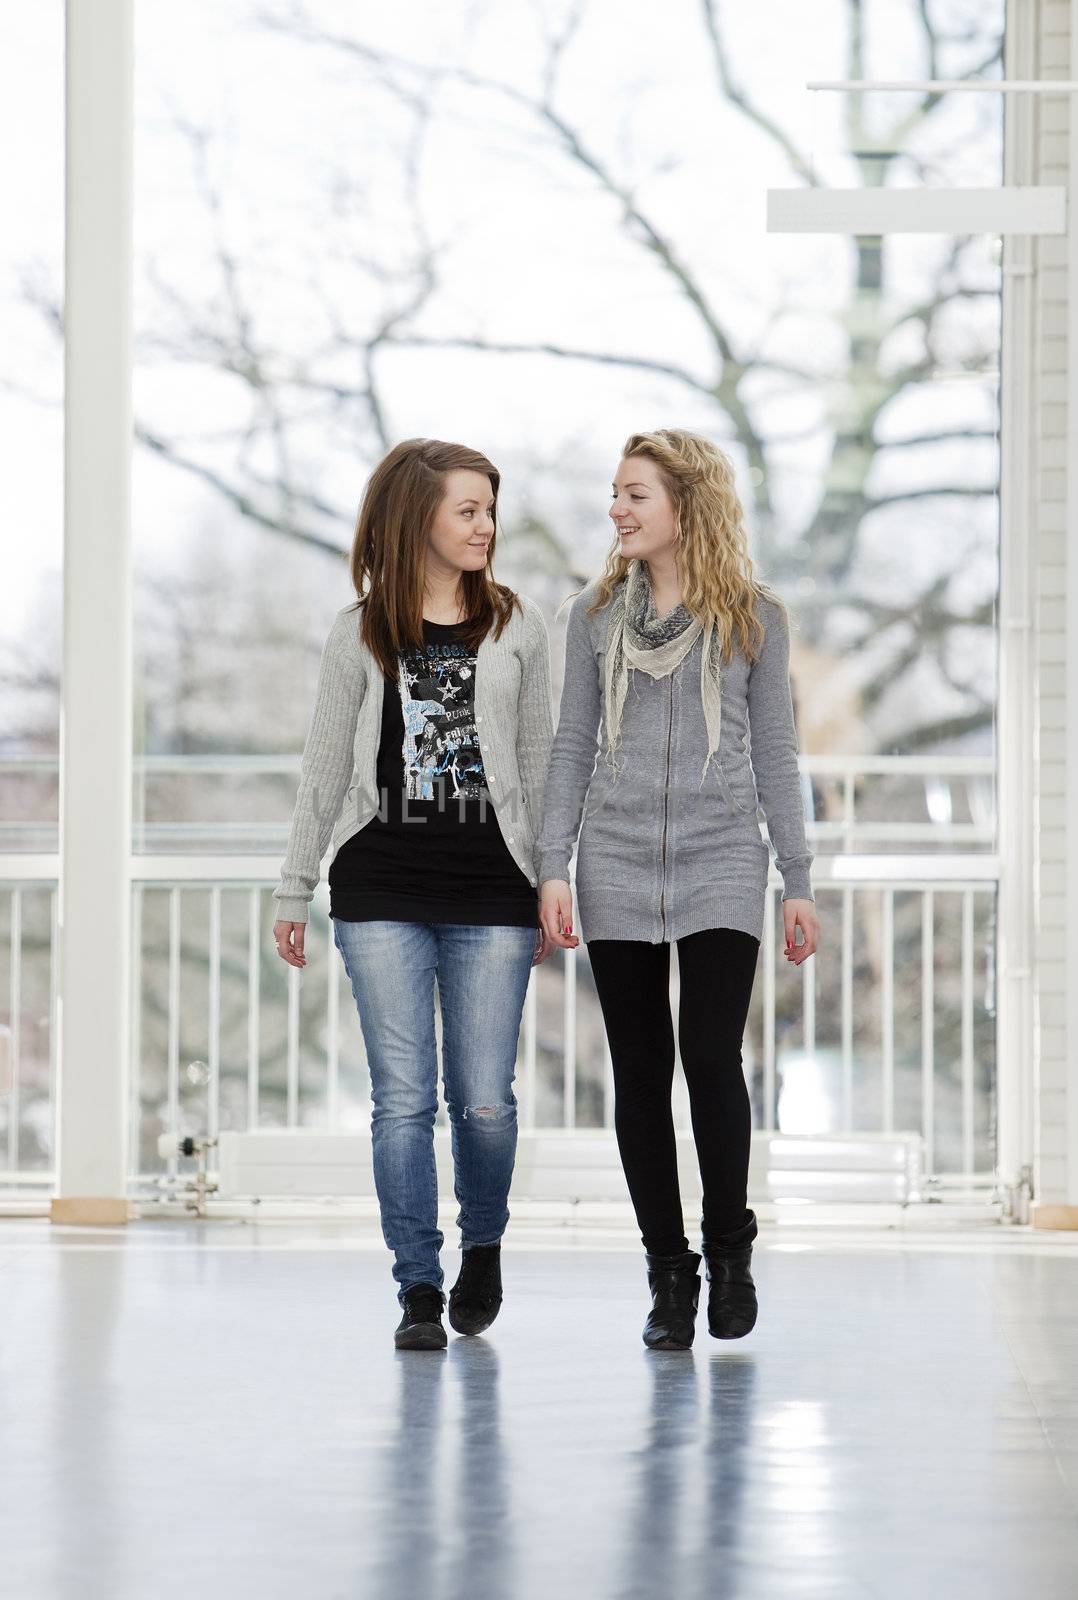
[604,559,724,784]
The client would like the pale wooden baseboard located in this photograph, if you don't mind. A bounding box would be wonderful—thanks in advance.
[50,1196,131,1226]
[1030,1203,1078,1231]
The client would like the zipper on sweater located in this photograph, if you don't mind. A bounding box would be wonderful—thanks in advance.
[659,675,673,940]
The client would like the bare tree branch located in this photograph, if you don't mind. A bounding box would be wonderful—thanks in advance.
[137,426,350,556]
[698,0,821,187]
[106,0,1003,759]
[374,332,717,399]
[262,6,779,507]
[864,484,995,509]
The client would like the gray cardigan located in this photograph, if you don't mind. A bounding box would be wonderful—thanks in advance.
[536,580,814,945]
[273,598,554,925]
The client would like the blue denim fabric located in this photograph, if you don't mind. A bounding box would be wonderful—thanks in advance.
[332,919,538,1302]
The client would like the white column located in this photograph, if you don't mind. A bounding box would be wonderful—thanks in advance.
[1066,0,1078,1212]
[996,0,1038,1218]
[52,0,134,1224]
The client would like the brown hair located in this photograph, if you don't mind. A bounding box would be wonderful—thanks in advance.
[580,427,786,666]
[347,437,522,677]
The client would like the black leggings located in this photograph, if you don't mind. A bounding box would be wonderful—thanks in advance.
[587,928,761,1255]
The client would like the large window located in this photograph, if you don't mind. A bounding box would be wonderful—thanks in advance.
[128,0,1003,1176]
[1,1,1006,1187]
[0,3,64,1176]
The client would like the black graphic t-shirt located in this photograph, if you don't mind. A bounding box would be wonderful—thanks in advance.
[328,619,538,927]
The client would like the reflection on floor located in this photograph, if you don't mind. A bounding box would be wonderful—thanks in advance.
[2,1216,1077,1600]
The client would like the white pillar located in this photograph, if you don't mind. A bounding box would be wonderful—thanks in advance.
[52,0,134,1225]
[996,0,1038,1218]
[1065,0,1078,1214]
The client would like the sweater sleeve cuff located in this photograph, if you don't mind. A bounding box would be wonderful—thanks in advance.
[780,868,814,903]
[272,894,312,925]
[537,851,572,885]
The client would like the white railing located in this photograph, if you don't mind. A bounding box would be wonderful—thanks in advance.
[0,750,997,853]
[0,755,998,1204]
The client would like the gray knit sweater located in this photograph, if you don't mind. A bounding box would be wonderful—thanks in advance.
[273,599,554,925]
[536,579,814,945]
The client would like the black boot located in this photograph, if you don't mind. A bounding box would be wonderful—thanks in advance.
[394,1282,448,1351]
[448,1242,503,1336]
[642,1248,702,1350]
[702,1212,759,1339]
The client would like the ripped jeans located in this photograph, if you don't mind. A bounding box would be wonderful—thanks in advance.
[332,919,537,1301]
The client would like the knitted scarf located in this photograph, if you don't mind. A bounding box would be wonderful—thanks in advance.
[603,559,723,785]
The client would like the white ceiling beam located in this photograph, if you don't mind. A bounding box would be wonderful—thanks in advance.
[767,186,1065,234]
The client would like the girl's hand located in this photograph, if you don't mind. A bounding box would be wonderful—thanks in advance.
[539,880,580,950]
[273,919,307,969]
[531,924,554,966]
[782,899,818,965]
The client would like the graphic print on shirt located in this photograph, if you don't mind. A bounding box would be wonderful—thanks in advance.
[397,638,488,801]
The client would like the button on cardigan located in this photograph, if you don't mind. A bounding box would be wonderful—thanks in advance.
[273,598,555,926]
[535,580,815,945]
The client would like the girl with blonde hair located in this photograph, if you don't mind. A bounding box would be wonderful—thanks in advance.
[537,428,818,1350]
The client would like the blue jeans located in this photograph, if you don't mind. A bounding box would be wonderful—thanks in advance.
[332,919,538,1302]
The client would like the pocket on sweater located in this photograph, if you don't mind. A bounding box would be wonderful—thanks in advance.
[719,759,757,815]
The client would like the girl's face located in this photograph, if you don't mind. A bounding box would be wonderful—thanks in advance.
[609,455,678,563]
[428,468,496,573]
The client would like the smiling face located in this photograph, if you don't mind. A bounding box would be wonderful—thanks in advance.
[609,455,678,564]
[427,467,496,574]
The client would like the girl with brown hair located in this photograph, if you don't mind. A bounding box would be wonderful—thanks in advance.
[273,438,554,1350]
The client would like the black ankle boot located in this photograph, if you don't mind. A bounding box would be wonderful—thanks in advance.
[448,1242,503,1336]
[702,1212,759,1339]
[642,1248,702,1350]
[395,1282,448,1350]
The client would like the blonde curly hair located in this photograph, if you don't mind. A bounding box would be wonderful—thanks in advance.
[582,428,785,666]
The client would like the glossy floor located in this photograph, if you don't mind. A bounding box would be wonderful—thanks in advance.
[3,1216,1077,1599]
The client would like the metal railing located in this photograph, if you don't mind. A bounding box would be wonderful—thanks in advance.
[0,754,998,1203]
